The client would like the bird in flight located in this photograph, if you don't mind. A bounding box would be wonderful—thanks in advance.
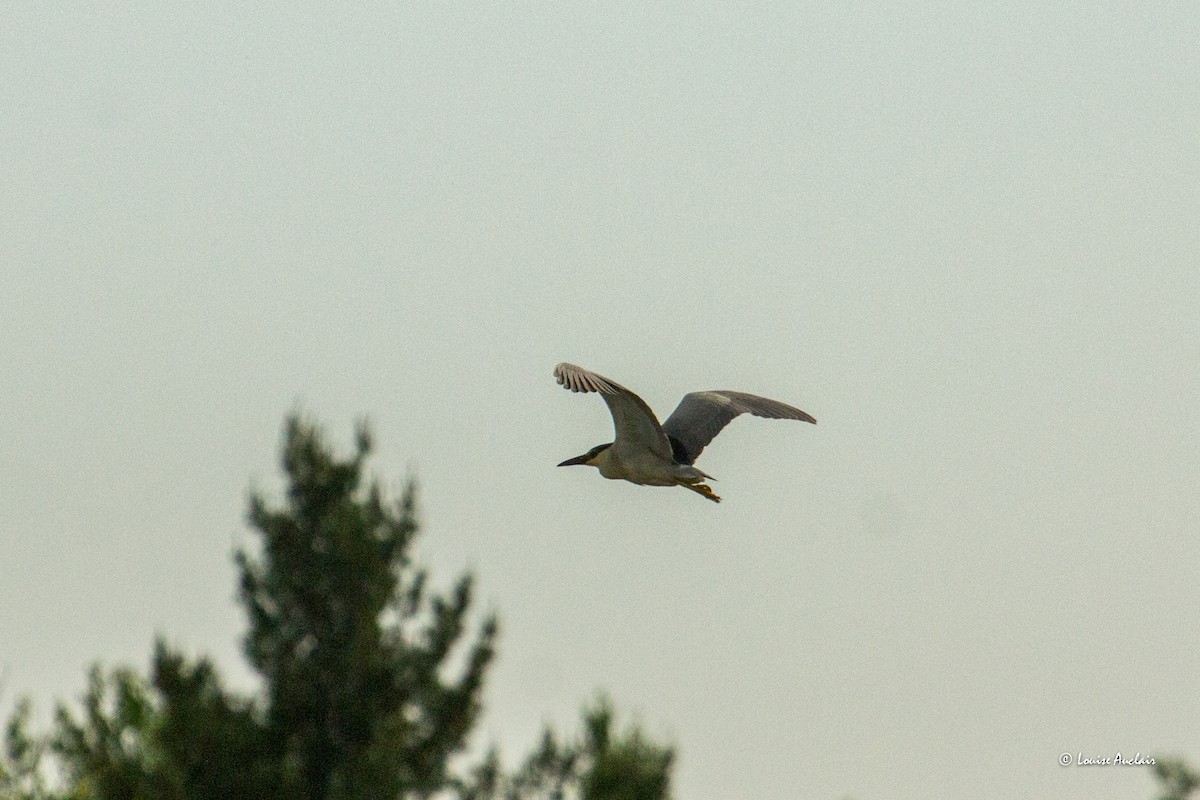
[553,362,816,503]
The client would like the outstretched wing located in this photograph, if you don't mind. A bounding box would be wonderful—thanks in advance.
[661,390,816,465]
[553,363,673,459]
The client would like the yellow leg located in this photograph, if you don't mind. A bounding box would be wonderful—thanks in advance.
[683,482,721,503]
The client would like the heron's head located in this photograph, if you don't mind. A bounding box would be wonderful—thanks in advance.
[557,443,611,468]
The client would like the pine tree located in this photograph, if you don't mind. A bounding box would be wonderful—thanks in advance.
[43,415,497,800]
[235,416,498,800]
[52,665,178,800]
[149,641,275,800]
[7,414,676,800]
[470,696,674,800]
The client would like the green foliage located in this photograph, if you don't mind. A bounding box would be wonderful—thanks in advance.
[13,651,272,800]
[148,641,275,800]
[2,698,62,800]
[4,414,674,800]
[1155,757,1200,800]
[462,696,674,800]
[29,415,499,800]
[52,665,170,800]
[236,416,498,799]
[577,699,673,800]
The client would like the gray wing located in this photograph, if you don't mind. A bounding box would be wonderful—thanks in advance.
[553,363,673,459]
[661,391,816,465]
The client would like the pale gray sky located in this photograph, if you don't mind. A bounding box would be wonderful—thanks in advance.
[2,3,1198,799]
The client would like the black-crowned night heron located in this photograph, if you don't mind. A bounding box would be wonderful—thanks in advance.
[554,362,816,503]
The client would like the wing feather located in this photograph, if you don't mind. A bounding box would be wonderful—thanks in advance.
[661,390,816,465]
[553,363,672,458]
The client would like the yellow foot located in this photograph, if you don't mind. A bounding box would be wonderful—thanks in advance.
[684,482,722,503]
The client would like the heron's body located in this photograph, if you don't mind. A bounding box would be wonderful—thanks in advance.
[553,362,815,503]
[585,441,711,486]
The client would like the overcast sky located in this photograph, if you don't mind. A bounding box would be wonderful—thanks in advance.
[2,4,1198,799]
